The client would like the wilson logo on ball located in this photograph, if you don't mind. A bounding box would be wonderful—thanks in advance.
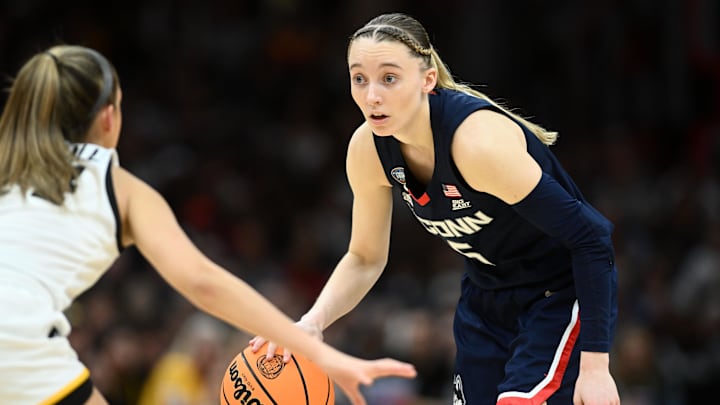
[224,361,264,405]
[257,354,285,379]
[221,344,335,404]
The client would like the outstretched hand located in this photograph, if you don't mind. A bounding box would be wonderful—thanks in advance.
[248,318,417,405]
[325,355,417,405]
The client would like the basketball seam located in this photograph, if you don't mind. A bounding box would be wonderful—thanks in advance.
[241,350,279,405]
[290,355,310,405]
[221,380,231,405]
[324,377,331,405]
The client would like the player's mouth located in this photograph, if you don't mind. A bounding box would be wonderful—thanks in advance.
[368,113,389,125]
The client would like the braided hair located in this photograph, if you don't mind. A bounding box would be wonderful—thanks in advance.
[348,13,558,146]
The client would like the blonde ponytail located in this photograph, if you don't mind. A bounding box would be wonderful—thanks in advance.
[0,46,117,204]
[350,13,558,146]
[429,49,557,145]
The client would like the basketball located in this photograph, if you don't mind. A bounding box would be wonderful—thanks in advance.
[220,343,335,405]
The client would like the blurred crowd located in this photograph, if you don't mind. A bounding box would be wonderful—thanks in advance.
[1,0,718,404]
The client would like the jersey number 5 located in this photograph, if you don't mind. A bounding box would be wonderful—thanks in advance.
[446,240,495,266]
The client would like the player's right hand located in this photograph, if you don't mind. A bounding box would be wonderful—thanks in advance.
[249,315,323,363]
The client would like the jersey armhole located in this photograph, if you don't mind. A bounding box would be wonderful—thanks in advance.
[104,161,124,253]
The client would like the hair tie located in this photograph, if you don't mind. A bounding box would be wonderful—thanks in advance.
[45,51,60,65]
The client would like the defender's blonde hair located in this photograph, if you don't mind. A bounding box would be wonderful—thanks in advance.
[0,45,118,204]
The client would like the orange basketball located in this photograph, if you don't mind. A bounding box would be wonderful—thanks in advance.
[220,343,335,405]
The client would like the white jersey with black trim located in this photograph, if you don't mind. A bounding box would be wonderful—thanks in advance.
[0,143,122,321]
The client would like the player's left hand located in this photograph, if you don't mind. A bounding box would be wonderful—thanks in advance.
[573,367,620,405]
[312,349,416,405]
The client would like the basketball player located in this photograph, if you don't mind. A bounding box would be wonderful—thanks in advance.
[0,45,416,405]
[251,13,621,405]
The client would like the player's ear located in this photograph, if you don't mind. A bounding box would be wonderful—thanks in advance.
[422,67,437,94]
[98,104,115,133]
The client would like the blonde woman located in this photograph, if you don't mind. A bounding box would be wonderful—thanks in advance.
[0,45,416,405]
[252,13,620,405]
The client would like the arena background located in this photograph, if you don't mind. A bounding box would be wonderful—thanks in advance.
[1,1,718,404]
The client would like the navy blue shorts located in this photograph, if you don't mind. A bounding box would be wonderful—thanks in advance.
[452,273,605,405]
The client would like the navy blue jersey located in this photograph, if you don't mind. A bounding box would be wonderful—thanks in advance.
[373,88,603,291]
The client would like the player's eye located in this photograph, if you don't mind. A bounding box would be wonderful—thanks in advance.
[352,74,366,85]
[384,75,398,84]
